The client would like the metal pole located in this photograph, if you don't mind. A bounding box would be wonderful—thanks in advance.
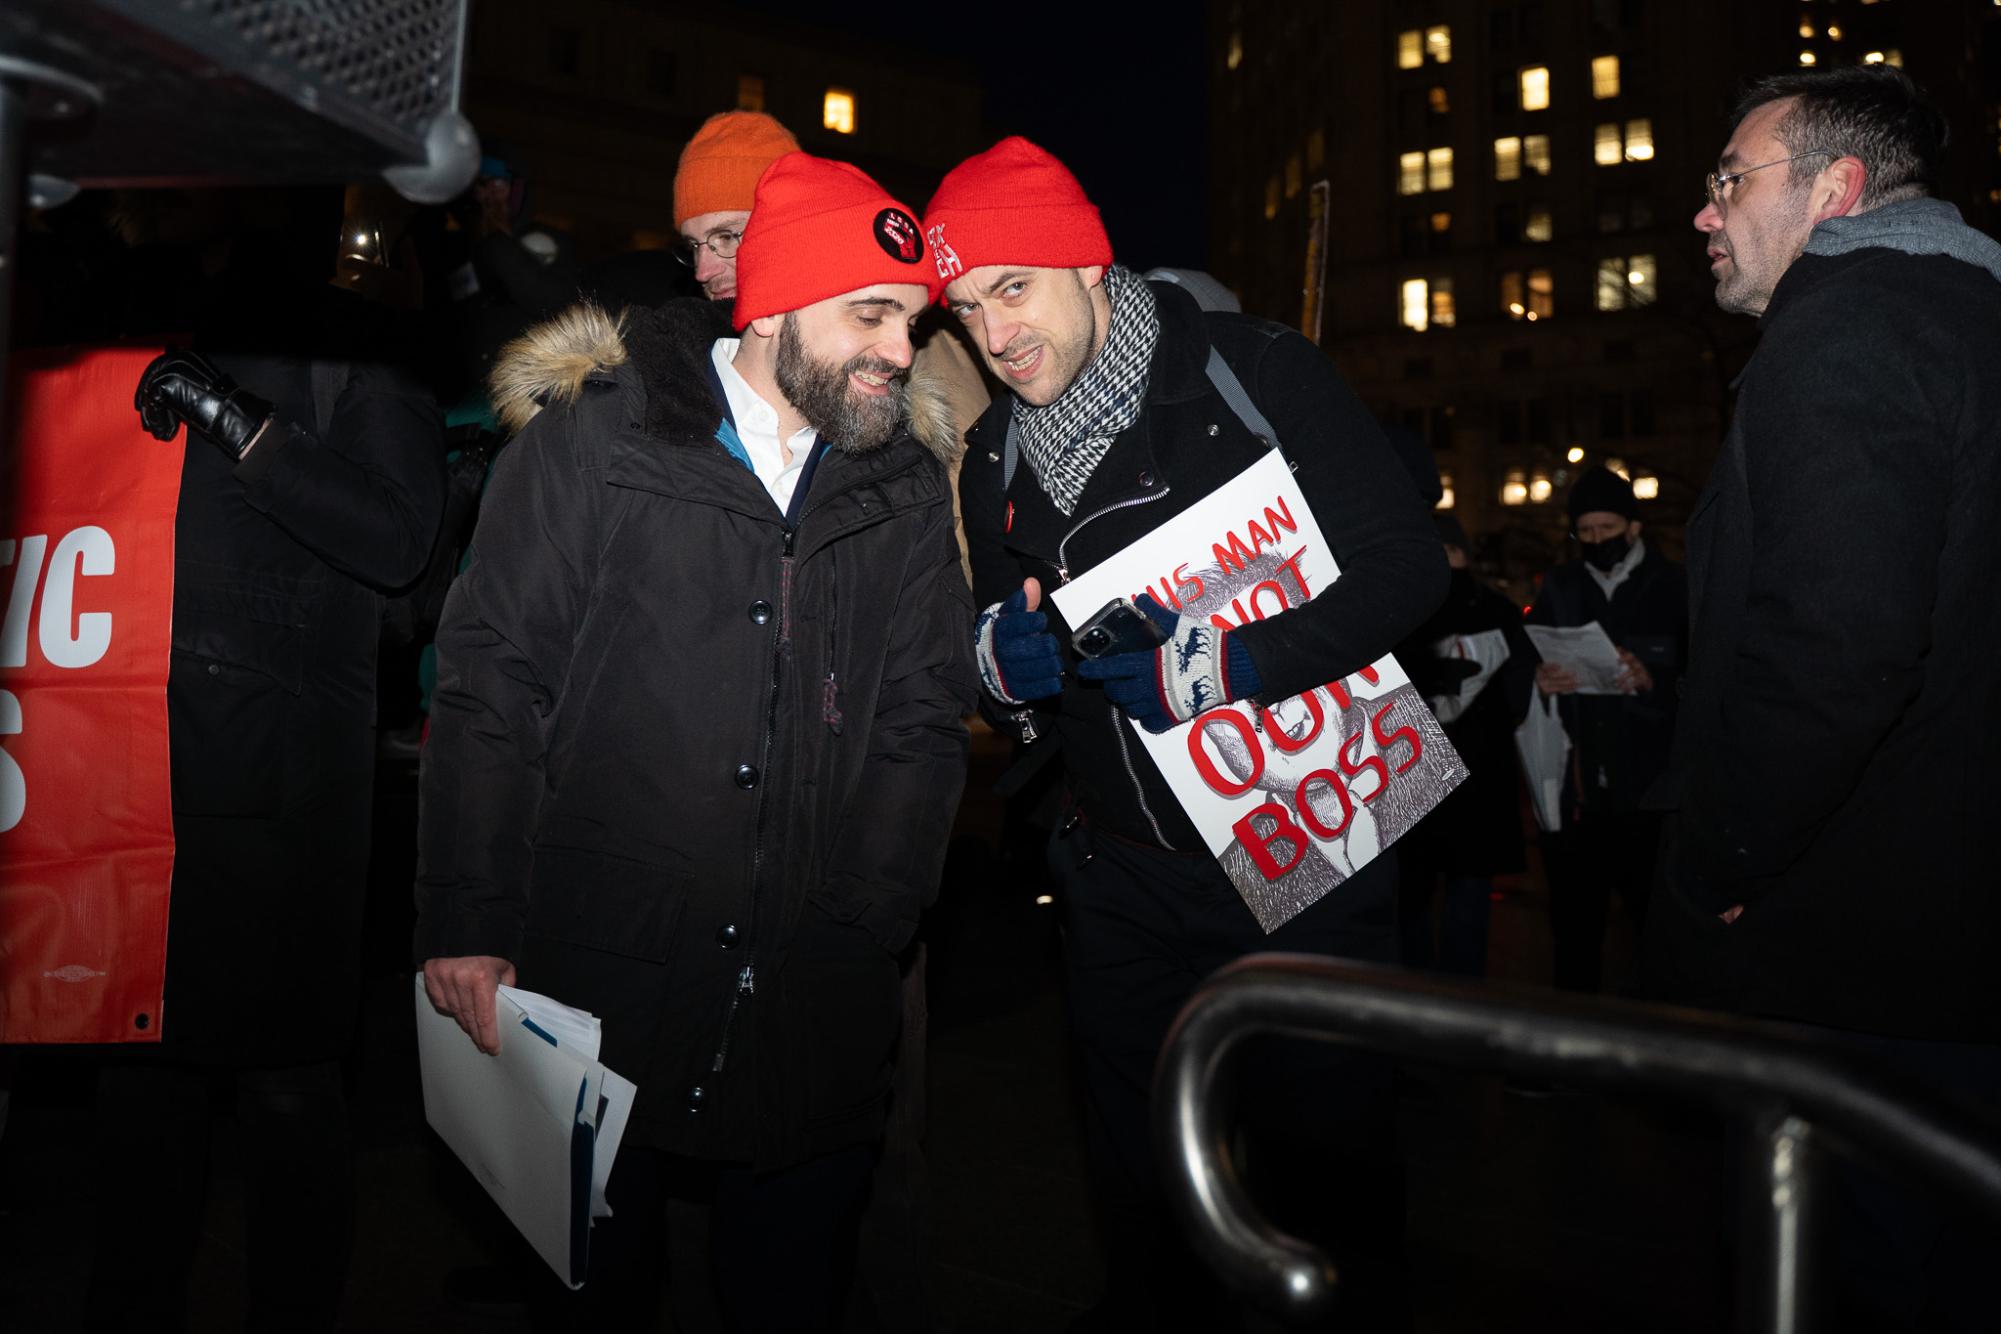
[1741,1114,1815,1334]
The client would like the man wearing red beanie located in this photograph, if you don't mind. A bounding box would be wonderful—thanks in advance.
[929,136,1445,1331]
[418,151,976,1327]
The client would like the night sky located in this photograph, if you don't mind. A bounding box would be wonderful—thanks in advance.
[732,0,1214,273]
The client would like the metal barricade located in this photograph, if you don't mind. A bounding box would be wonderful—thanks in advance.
[1154,954,2001,1332]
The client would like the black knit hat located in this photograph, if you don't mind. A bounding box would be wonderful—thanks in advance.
[1567,467,1638,523]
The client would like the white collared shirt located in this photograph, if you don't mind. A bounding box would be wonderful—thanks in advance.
[711,338,817,513]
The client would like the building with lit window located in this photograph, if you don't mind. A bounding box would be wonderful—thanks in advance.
[461,0,984,257]
[1209,1,2001,574]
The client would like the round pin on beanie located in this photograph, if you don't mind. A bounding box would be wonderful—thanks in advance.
[921,136,1113,288]
[673,111,800,227]
[731,152,938,328]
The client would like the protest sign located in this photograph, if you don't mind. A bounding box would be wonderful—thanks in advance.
[1050,451,1466,931]
[1,347,181,1042]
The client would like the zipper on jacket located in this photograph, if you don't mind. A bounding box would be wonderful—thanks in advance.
[1110,712,1177,850]
[1054,485,1171,584]
[704,524,794,1080]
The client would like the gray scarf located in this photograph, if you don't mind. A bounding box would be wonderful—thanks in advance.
[1804,197,2001,284]
[1012,265,1160,516]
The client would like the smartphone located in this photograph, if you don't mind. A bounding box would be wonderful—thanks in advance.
[1072,598,1169,659]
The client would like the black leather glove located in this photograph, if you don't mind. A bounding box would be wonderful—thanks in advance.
[134,350,275,460]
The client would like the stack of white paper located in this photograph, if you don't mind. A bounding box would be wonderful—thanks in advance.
[414,975,637,1288]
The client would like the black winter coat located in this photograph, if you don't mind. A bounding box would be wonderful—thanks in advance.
[1645,247,2001,1041]
[961,282,1447,917]
[416,300,976,1167]
[165,354,444,1064]
[1398,571,1534,878]
[1525,546,1686,818]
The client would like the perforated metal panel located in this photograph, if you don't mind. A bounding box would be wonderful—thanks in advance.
[12,0,477,197]
[193,0,462,132]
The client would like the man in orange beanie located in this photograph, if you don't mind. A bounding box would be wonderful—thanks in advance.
[419,151,976,1327]
[672,110,799,302]
[930,137,1444,1331]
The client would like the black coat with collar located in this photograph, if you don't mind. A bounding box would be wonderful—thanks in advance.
[416,299,977,1166]
[961,281,1449,871]
[1644,247,2001,1041]
[1525,544,1687,817]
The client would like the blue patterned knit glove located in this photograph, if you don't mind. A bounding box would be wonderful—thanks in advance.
[1076,595,1262,733]
[975,585,1064,705]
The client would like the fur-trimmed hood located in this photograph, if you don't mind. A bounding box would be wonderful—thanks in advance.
[489,298,963,465]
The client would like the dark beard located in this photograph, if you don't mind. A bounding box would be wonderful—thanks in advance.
[774,316,906,450]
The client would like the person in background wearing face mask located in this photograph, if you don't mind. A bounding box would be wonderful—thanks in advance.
[1526,466,1685,993]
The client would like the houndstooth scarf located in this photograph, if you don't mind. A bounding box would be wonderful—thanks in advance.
[1011,264,1159,516]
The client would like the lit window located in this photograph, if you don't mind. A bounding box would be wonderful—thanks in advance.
[1595,122,1623,166]
[1633,475,1661,500]
[1285,154,1302,199]
[1501,469,1529,505]
[1502,269,1555,320]
[1591,55,1620,99]
[1828,24,1843,40]
[1884,50,1903,67]
[737,74,765,112]
[1429,85,1450,114]
[823,88,855,134]
[1401,278,1430,331]
[1265,175,1281,219]
[1863,50,1886,64]
[1427,146,1455,191]
[1437,474,1456,510]
[1426,25,1452,63]
[1520,66,1550,111]
[1525,134,1552,175]
[1624,118,1654,161]
[1398,30,1423,69]
[1430,277,1456,327]
[1527,268,1554,318]
[1430,211,1452,233]
[1568,446,1586,464]
[1799,50,1818,67]
[1529,474,1554,504]
[1307,127,1326,170]
[1525,205,1554,242]
[1398,152,1426,196]
[1228,30,1244,70]
[1495,136,1523,181]
[1799,19,1816,39]
[1596,254,1656,310]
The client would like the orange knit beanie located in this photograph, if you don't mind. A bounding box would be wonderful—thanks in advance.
[673,111,800,227]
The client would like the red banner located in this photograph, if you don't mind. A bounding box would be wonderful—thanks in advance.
[1,347,180,1043]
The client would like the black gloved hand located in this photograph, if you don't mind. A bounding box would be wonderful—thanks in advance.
[134,350,274,460]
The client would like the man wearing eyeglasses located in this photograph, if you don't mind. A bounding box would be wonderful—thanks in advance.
[673,111,799,303]
[1652,66,2001,1332]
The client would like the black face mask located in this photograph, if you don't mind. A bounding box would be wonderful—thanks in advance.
[1579,534,1630,571]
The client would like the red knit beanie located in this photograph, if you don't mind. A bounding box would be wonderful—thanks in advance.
[920,136,1113,289]
[732,152,940,328]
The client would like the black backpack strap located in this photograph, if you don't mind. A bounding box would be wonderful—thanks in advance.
[1203,346,1288,466]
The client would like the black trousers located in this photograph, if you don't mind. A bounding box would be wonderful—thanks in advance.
[1539,808,1659,993]
[87,1058,352,1333]
[1049,819,1410,1333]
[532,1143,876,1333]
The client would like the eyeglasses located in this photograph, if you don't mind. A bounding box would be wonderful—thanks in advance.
[1704,150,1834,212]
[673,228,744,267]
